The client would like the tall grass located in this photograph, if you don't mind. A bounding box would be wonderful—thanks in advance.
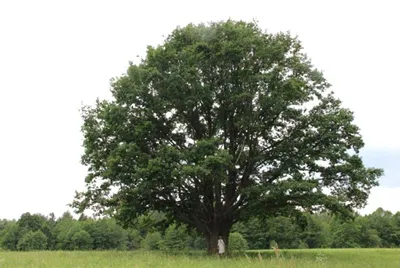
[0,249,399,267]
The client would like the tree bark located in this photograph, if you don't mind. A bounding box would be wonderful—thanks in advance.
[205,220,232,255]
[206,231,219,254]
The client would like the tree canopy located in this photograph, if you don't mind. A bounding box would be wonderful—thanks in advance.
[72,20,383,253]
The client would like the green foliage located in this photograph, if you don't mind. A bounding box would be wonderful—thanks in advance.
[14,213,54,250]
[269,240,278,249]
[329,214,384,249]
[265,216,302,249]
[70,230,93,250]
[1,222,19,250]
[366,208,399,247]
[193,236,206,250]
[73,19,382,253]
[332,219,363,248]
[141,232,163,250]
[3,207,400,252]
[298,240,309,249]
[232,218,267,249]
[229,232,248,252]
[300,213,329,248]
[53,214,81,250]
[17,230,47,251]
[161,224,188,251]
[17,213,47,233]
[126,229,143,249]
[356,217,382,248]
[133,212,168,237]
[83,218,127,250]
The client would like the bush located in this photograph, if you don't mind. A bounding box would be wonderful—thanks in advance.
[269,240,278,249]
[0,223,19,250]
[126,229,143,250]
[17,230,47,251]
[229,232,248,252]
[185,235,195,249]
[193,236,206,250]
[54,221,88,250]
[84,219,127,250]
[70,230,93,250]
[298,240,309,249]
[141,231,163,250]
[161,224,188,251]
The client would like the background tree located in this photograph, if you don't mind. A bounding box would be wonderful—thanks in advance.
[72,20,383,254]
[366,208,399,247]
[299,213,330,248]
[70,229,93,250]
[83,218,127,250]
[356,217,381,248]
[133,211,169,238]
[232,217,267,249]
[53,211,80,250]
[1,221,19,250]
[17,212,53,249]
[17,230,47,251]
[392,212,400,246]
[17,213,46,233]
[264,216,302,249]
[126,228,143,250]
[160,223,189,251]
[192,235,207,250]
[141,231,163,250]
[46,213,57,250]
[2,208,400,251]
[331,219,362,248]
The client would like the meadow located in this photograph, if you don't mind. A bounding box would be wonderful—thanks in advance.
[1,249,400,268]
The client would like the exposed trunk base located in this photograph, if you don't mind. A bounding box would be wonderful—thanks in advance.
[205,225,231,255]
[206,232,219,255]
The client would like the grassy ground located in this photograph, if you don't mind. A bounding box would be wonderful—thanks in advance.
[0,249,400,267]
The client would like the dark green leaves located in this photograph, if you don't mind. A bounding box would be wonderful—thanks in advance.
[73,20,383,236]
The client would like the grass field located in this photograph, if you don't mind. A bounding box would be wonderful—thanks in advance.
[0,249,400,268]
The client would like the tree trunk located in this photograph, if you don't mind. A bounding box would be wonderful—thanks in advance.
[206,231,219,255]
[205,222,232,255]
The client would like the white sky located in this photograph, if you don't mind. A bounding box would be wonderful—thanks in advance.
[0,0,399,219]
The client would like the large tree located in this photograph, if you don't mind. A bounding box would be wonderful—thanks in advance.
[72,20,383,254]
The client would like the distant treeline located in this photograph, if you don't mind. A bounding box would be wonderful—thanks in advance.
[0,208,399,251]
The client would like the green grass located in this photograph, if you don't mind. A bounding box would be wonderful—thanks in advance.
[0,249,400,267]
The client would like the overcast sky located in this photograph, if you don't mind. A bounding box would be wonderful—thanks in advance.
[0,0,399,220]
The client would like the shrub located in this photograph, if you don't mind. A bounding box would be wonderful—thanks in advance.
[17,230,47,251]
[298,240,309,249]
[0,223,19,250]
[229,232,248,252]
[141,231,163,250]
[70,230,93,250]
[83,219,127,250]
[161,224,188,251]
[126,229,143,250]
[193,236,206,250]
[269,240,278,249]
